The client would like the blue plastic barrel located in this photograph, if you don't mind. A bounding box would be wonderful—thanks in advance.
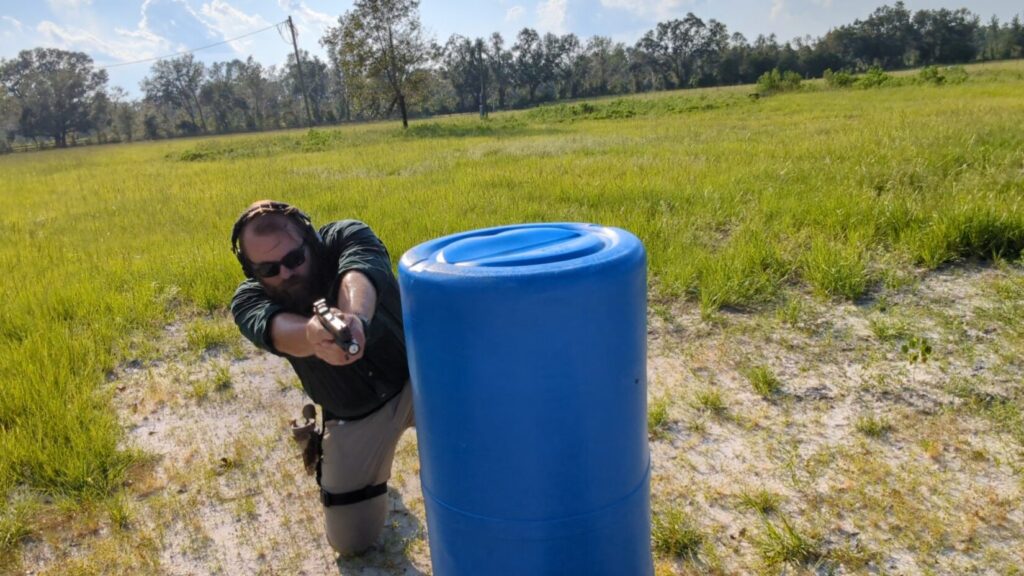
[398,223,652,576]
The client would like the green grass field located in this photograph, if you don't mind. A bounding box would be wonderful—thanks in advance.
[1,60,1023,571]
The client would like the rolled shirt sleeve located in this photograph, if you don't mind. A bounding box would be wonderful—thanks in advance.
[230,280,286,355]
[321,220,396,307]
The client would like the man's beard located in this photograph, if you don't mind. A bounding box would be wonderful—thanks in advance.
[263,264,326,313]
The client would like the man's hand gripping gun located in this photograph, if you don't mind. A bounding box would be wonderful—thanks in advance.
[312,298,361,356]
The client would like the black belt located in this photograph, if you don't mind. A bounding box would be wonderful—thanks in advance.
[320,482,388,507]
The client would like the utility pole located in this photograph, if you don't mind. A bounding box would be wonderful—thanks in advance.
[287,16,315,128]
[478,42,488,119]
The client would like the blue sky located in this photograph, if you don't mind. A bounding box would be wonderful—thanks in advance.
[1,0,1021,97]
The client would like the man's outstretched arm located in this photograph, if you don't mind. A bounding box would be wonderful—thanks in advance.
[303,270,377,366]
[268,312,317,358]
[335,269,377,325]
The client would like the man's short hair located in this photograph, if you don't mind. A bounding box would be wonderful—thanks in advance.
[235,200,306,257]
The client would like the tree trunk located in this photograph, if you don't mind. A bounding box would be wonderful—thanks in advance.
[398,93,408,129]
[192,92,208,132]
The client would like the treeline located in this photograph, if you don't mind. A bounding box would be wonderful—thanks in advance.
[1,2,1023,150]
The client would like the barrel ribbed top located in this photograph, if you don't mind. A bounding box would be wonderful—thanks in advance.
[400,223,636,276]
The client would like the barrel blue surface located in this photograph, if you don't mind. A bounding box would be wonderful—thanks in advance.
[398,223,652,576]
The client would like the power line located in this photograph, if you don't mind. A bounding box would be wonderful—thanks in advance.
[99,20,289,70]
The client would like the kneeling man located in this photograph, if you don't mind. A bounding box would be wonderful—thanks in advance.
[229,200,413,555]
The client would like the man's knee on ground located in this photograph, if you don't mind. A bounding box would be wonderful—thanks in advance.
[324,495,388,556]
[329,533,377,557]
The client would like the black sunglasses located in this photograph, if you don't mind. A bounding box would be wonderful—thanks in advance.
[252,243,307,278]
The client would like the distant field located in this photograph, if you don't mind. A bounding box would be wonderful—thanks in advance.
[1,60,1023,572]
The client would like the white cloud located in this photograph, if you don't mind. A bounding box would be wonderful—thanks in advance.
[2,16,24,33]
[199,0,271,52]
[505,5,525,22]
[2,16,27,44]
[771,0,785,20]
[599,0,692,20]
[536,0,567,34]
[277,0,336,38]
[36,20,166,62]
[139,0,219,50]
[32,0,236,65]
[46,0,93,12]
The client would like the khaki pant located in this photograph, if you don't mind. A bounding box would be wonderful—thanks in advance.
[320,383,415,555]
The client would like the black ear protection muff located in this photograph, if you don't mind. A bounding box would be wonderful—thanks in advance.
[231,200,322,278]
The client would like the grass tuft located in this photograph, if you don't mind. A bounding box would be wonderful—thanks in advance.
[106,495,133,531]
[692,389,726,415]
[738,489,782,515]
[745,365,782,398]
[186,318,238,353]
[869,315,910,342]
[755,515,820,568]
[651,503,704,560]
[0,499,36,559]
[908,204,1024,268]
[697,234,788,316]
[948,379,1024,446]
[212,363,232,392]
[190,379,211,401]
[775,296,805,328]
[803,237,871,300]
[855,414,893,438]
[648,396,672,440]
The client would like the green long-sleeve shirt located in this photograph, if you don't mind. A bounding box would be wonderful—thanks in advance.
[231,220,409,420]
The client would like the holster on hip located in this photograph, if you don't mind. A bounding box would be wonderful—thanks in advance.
[289,403,321,476]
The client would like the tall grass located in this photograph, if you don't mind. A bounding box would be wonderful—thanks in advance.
[1,60,1023,552]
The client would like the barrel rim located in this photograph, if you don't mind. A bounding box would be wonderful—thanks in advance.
[399,222,644,278]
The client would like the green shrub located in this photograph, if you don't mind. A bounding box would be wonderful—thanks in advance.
[824,68,855,88]
[302,128,331,151]
[858,66,891,89]
[920,65,969,85]
[943,65,969,84]
[757,69,803,94]
[919,66,945,85]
